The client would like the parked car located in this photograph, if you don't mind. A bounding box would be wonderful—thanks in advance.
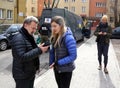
[0,24,11,34]
[0,24,22,51]
[82,22,92,38]
[111,27,120,39]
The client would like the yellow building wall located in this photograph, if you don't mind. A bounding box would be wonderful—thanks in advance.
[58,0,89,17]
[26,0,38,17]
[14,0,38,23]
[0,0,14,24]
[14,0,26,23]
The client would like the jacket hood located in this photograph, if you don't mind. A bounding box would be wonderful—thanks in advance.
[63,27,73,37]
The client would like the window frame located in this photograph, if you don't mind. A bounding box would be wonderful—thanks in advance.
[0,9,5,19]
[7,10,12,19]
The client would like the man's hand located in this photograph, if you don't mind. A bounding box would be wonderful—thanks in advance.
[38,43,49,53]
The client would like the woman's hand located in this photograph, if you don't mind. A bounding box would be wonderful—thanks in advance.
[103,32,107,35]
[98,32,103,35]
[49,63,55,69]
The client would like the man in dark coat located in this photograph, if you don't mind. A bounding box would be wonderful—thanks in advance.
[10,16,49,88]
[38,22,51,43]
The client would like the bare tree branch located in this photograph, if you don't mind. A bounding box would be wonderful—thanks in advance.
[52,0,56,8]
[48,0,50,8]
[44,0,48,8]
[55,0,60,8]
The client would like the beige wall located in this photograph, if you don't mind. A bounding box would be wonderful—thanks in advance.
[0,0,14,24]
[106,0,114,27]
[58,0,89,17]
[26,0,38,17]
[106,0,120,28]
[14,0,26,23]
[14,0,38,23]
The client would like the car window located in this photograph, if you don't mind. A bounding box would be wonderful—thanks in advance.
[114,27,120,32]
[0,25,11,34]
[6,25,20,34]
[117,28,120,32]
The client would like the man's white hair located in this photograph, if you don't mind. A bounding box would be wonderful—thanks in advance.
[24,16,39,24]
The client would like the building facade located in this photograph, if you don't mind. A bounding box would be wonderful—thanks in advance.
[58,0,89,17]
[89,0,107,18]
[0,0,14,24]
[14,0,26,23]
[38,0,44,17]
[14,0,38,23]
[38,0,52,18]
[106,0,120,27]
[26,0,38,17]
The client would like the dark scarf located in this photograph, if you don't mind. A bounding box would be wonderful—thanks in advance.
[98,22,108,29]
[20,27,37,48]
[20,27,39,70]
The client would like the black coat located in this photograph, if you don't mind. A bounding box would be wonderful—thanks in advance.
[39,23,51,36]
[10,27,42,79]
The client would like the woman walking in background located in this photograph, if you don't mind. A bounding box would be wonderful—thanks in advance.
[49,16,77,88]
[94,15,112,74]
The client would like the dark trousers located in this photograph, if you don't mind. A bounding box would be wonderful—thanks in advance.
[97,43,109,68]
[14,76,35,88]
[54,70,72,88]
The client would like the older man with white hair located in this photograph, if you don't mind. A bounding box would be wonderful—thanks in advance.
[10,16,49,88]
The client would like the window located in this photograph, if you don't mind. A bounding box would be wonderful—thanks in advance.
[7,0,13,2]
[31,7,35,13]
[110,17,114,22]
[96,2,106,7]
[103,3,106,7]
[71,7,75,12]
[95,13,103,17]
[0,9,5,19]
[111,0,115,1]
[82,6,86,13]
[7,10,12,19]
[65,0,68,2]
[32,0,35,3]
[72,0,75,2]
[82,0,87,2]
[110,7,114,13]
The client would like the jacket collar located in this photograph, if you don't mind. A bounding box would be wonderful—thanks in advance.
[20,27,37,48]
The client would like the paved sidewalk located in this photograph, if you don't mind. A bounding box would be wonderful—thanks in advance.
[34,36,120,88]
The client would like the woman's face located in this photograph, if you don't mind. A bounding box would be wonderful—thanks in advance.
[51,22,61,34]
[101,18,107,24]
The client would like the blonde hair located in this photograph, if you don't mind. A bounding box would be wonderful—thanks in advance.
[50,16,66,47]
[101,15,108,22]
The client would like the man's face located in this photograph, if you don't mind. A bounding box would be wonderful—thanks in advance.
[25,21,38,35]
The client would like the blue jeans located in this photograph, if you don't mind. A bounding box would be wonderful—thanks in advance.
[97,43,109,68]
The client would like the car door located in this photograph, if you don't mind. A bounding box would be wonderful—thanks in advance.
[5,25,20,37]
